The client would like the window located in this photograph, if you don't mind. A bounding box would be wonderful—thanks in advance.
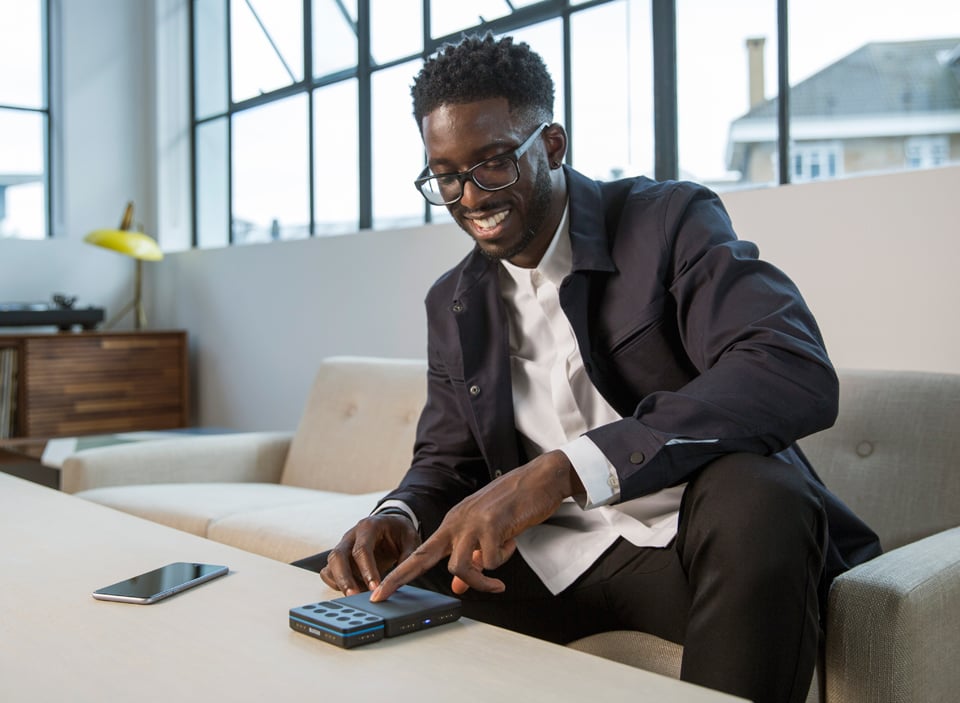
[790,142,842,182]
[189,0,960,247]
[905,136,950,169]
[190,0,657,247]
[0,0,49,240]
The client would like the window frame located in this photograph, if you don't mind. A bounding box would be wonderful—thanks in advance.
[184,0,798,246]
[0,0,53,240]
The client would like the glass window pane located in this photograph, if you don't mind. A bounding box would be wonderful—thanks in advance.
[312,0,357,78]
[678,0,777,189]
[0,108,46,239]
[194,0,229,119]
[571,1,653,180]
[0,0,44,108]
[196,117,229,248]
[314,80,359,234]
[370,0,421,65]
[431,1,513,40]
[372,60,425,229]
[232,94,309,243]
[230,0,304,103]
[788,0,960,181]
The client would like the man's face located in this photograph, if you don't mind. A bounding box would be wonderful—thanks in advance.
[421,98,563,268]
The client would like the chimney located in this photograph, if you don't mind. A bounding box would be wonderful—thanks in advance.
[746,37,766,108]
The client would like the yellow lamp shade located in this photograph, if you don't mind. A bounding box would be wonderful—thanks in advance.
[84,228,164,261]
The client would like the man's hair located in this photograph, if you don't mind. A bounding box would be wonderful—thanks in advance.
[411,33,555,131]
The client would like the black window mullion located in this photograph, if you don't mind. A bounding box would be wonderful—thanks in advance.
[188,1,198,246]
[44,0,52,238]
[777,0,790,185]
[225,0,234,244]
[652,0,678,182]
[561,8,572,166]
[357,0,372,230]
[423,0,432,224]
[304,0,315,236]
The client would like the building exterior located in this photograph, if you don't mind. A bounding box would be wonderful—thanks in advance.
[727,38,960,184]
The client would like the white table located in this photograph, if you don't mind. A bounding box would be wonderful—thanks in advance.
[0,473,743,702]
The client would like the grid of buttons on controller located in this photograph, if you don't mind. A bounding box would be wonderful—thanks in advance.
[300,601,381,628]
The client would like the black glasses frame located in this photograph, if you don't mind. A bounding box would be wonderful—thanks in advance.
[414,123,550,206]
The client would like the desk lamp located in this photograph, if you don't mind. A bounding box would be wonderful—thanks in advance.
[83,202,163,330]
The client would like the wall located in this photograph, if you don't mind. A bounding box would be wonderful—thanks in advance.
[150,223,473,431]
[150,164,960,432]
[721,164,960,375]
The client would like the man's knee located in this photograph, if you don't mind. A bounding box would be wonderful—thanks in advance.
[679,453,827,558]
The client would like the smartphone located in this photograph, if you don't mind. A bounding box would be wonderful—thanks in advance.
[93,562,228,604]
[289,585,461,648]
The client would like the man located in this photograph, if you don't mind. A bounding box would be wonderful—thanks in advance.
[297,34,881,703]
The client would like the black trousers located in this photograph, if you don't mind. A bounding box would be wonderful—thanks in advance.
[293,453,827,703]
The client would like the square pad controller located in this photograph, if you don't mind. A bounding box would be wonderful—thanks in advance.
[289,585,461,649]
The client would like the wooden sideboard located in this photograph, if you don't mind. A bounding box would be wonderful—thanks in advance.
[0,331,188,438]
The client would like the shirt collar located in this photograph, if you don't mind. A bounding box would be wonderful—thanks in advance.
[500,200,572,289]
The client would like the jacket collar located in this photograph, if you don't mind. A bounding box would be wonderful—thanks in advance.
[452,166,615,300]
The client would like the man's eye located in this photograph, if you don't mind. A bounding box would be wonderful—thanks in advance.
[479,157,513,172]
[435,174,459,187]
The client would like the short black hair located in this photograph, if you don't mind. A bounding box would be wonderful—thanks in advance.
[411,33,555,132]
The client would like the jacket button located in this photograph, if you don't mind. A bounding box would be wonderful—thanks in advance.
[451,302,464,313]
[493,470,503,478]
[469,385,481,396]
[629,451,645,464]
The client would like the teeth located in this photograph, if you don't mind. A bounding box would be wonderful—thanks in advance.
[475,211,508,229]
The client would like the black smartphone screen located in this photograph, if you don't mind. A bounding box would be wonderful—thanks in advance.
[93,562,228,603]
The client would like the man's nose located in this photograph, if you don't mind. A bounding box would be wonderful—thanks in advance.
[459,178,489,210]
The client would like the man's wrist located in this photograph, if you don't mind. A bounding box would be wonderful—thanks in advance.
[374,507,414,521]
[372,502,420,533]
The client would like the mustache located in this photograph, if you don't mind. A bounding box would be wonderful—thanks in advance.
[453,201,511,219]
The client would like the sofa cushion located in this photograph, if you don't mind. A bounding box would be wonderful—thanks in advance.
[206,492,388,563]
[75,483,330,537]
[281,357,428,494]
[798,369,960,551]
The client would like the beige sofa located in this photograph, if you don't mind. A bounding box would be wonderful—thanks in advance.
[62,357,960,703]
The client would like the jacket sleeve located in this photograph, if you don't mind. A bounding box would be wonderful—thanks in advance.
[585,182,839,501]
[376,310,489,537]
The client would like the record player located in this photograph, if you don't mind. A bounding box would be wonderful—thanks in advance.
[0,294,104,331]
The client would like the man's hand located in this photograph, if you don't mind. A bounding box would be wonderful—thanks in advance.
[370,450,582,601]
[320,513,421,596]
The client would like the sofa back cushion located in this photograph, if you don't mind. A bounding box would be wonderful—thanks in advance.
[280,357,428,494]
[798,369,960,551]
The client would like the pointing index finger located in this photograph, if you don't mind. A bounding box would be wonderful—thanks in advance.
[370,536,446,601]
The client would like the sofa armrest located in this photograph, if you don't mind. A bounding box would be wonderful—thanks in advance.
[824,526,960,703]
[60,432,293,494]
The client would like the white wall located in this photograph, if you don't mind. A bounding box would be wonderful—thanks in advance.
[150,223,473,430]
[150,164,960,432]
[721,164,960,375]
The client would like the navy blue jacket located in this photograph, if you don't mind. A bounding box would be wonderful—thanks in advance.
[380,167,881,587]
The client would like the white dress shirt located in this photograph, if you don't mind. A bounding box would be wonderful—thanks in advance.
[499,203,684,594]
[379,203,690,595]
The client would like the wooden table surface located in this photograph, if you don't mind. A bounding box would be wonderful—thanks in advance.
[0,472,744,703]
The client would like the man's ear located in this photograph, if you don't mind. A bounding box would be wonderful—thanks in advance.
[543,123,568,168]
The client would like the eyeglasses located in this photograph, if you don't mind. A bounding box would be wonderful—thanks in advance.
[414,123,549,206]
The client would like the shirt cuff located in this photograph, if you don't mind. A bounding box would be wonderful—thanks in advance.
[559,436,620,509]
[374,499,421,533]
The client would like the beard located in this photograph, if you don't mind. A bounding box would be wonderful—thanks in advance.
[457,162,555,262]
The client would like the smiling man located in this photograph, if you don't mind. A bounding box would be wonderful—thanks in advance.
[297,34,881,703]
